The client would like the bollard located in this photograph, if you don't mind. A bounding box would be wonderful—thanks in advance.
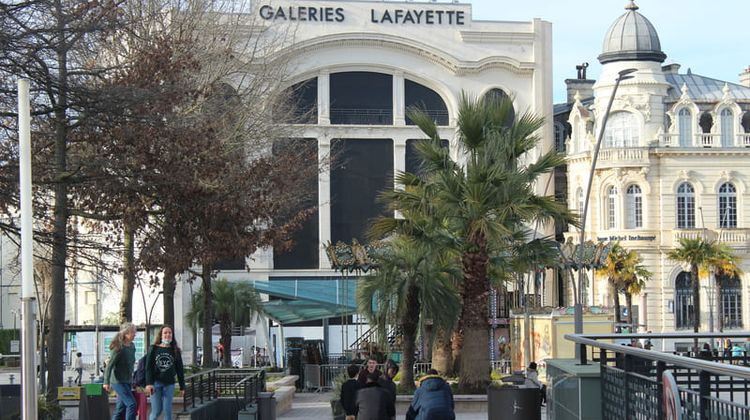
[90,373,96,383]
[9,374,14,384]
[68,376,74,386]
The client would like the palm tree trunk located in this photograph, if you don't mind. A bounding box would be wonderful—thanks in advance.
[625,293,633,326]
[399,284,421,393]
[612,283,622,324]
[119,222,136,323]
[716,281,724,332]
[201,263,214,368]
[431,327,452,375]
[458,238,490,394]
[691,266,701,352]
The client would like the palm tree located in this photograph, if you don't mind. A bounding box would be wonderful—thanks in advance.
[376,93,574,393]
[186,278,265,367]
[667,238,739,349]
[357,237,460,392]
[596,243,652,326]
[706,243,743,331]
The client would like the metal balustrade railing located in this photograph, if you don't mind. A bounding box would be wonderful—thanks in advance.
[181,368,264,412]
[566,332,750,420]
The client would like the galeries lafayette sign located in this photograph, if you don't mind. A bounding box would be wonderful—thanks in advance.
[259,4,467,25]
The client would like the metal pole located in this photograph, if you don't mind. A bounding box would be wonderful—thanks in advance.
[95,268,101,375]
[18,78,38,419]
[575,69,637,360]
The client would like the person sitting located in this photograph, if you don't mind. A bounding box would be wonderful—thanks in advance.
[340,364,361,420]
[355,372,395,420]
[524,361,546,406]
[405,369,455,420]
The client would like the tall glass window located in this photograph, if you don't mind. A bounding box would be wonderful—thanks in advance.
[330,72,393,125]
[678,108,692,147]
[603,112,639,148]
[626,185,643,229]
[607,186,618,229]
[718,182,737,228]
[720,108,734,147]
[719,275,742,329]
[675,272,693,330]
[405,80,449,126]
[554,122,566,152]
[676,182,695,229]
[577,188,584,217]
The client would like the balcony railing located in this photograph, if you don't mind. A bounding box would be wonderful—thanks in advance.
[330,108,393,125]
[659,133,750,148]
[596,147,650,168]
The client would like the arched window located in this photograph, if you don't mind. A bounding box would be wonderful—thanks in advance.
[405,79,449,126]
[330,72,393,125]
[718,275,742,329]
[603,112,639,148]
[676,182,695,229]
[282,78,318,124]
[720,108,734,147]
[718,182,737,228]
[678,108,692,147]
[554,122,566,152]
[483,88,515,126]
[607,186,618,229]
[675,272,693,330]
[577,187,584,217]
[625,185,643,229]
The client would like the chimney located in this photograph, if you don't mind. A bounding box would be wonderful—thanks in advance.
[662,63,681,74]
[740,66,750,88]
[565,79,595,104]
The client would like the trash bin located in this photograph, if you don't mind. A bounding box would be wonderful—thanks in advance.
[487,386,541,420]
[239,403,258,420]
[258,391,276,420]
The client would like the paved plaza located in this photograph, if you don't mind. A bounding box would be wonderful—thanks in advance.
[278,391,548,420]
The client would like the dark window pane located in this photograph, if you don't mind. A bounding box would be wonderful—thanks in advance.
[273,139,320,269]
[405,139,449,177]
[405,80,449,126]
[331,139,394,243]
[214,257,245,270]
[282,78,318,124]
[330,72,392,125]
[483,88,515,125]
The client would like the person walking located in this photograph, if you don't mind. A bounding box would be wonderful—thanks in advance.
[405,369,455,420]
[103,323,137,420]
[74,352,84,386]
[524,361,546,406]
[145,325,185,420]
[340,364,361,420]
[355,372,395,420]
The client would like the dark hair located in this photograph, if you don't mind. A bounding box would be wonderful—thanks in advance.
[528,362,537,370]
[76,352,82,357]
[347,364,359,378]
[426,369,438,375]
[153,325,181,353]
[367,355,378,363]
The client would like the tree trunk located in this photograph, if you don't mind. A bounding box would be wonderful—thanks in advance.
[458,239,490,394]
[201,263,214,368]
[47,5,70,396]
[431,328,452,375]
[612,283,622,324]
[450,327,462,378]
[399,284,421,393]
[625,293,633,326]
[220,315,232,368]
[119,222,136,323]
[163,268,177,328]
[691,266,701,352]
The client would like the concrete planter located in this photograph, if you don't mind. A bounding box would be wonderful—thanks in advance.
[487,386,541,420]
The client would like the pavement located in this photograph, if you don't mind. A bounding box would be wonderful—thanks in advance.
[277,391,549,420]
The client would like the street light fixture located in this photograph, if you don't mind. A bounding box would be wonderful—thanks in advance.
[575,68,637,361]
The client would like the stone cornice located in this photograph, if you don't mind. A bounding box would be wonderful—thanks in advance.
[278,32,535,75]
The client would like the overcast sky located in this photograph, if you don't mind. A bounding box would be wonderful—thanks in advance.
[467,0,750,103]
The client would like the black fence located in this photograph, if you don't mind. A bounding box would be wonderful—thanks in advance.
[182,368,265,413]
[567,332,750,420]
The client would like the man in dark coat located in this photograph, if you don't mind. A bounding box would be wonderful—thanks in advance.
[355,372,395,420]
[405,369,455,420]
[341,364,362,420]
[378,359,398,411]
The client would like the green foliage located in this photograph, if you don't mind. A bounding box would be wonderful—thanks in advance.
[185,278,265,329]
[38,396,63,420]
[0,329,20,354]
[330,370,349,402]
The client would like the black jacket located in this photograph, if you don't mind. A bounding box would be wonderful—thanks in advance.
[355,382,395,420]
[340,379,361,416]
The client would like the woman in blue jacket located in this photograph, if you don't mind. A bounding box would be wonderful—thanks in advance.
[406,369,455,420]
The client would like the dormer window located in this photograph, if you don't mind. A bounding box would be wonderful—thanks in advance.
[678,108,692,146]
[720,108,734,147]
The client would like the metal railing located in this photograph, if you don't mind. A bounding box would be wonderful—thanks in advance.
[181,368,264,412]
[566,332,750,420]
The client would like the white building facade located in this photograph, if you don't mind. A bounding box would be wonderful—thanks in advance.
[564,1,750,335]
[174,0,554,362]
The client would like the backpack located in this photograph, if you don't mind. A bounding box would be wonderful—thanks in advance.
[133,354,147,388]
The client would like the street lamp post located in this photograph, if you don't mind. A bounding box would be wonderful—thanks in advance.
[575,68,637,361]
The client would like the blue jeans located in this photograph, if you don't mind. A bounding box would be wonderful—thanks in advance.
[111,383,136,420]
[149,381,175,420]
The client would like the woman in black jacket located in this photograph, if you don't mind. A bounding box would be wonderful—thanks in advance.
[144,325,185,420]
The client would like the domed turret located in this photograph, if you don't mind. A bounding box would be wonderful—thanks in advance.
[598,0,666,64]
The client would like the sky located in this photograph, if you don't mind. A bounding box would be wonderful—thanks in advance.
[466,0,750,103]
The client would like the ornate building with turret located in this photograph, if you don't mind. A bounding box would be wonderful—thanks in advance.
[560,1,750,337]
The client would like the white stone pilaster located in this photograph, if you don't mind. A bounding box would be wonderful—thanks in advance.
[318,135,332,268]
[318,71,330,125]
[393,72,405,126]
